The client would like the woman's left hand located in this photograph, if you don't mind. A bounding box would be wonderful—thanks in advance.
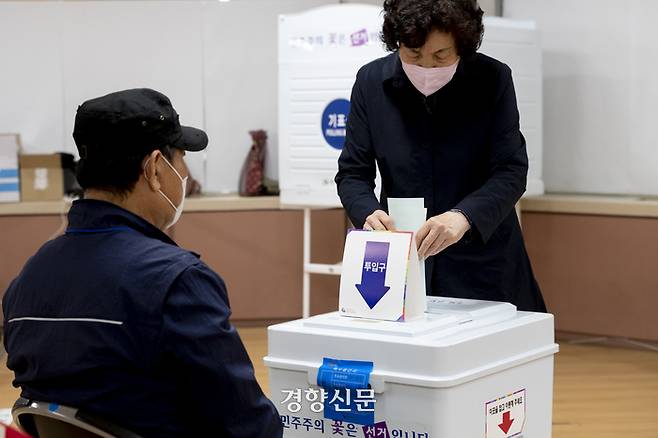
[416,211,471,258]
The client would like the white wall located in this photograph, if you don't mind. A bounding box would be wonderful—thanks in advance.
[0,3,64,154]
[504,0,658,196]
[60,1,207,183]
[348,0,500,16]
[201,0,331,192]
[0,0,336,193]
[0,0,502,194]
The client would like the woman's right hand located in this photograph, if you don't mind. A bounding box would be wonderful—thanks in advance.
[363,210,396,231]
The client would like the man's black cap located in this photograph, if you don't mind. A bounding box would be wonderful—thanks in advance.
[73,88,208,160]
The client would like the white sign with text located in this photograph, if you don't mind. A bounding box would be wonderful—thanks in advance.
[339,230,426,322]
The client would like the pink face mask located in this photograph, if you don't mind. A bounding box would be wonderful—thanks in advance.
[400,56,459,97]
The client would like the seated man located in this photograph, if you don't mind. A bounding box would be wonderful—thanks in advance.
[3,89,283,438]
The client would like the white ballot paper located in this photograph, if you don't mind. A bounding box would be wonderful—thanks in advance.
[388,198,427,294]
[339,230,426,322]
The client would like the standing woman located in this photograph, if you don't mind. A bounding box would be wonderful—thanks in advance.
[335,0,546,311]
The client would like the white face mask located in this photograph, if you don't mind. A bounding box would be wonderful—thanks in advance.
[145,154,188,229]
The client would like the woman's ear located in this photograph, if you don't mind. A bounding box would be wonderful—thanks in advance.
[142,150,162,191]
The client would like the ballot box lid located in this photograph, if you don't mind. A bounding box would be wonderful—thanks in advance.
[266,297,558,388]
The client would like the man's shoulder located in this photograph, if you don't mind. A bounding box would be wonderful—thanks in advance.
[18,230,202,297]
[169,260,228,300]
[135,234,200,267]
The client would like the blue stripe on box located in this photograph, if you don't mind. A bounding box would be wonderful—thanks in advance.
[0,169,19,178]
[0,183,19,192]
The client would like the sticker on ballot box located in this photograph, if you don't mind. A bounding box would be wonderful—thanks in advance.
[317,358,375,426]
[485,389,526,438]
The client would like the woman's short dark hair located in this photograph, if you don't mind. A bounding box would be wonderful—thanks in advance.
[76,145,174,197]
[381,0,484,56]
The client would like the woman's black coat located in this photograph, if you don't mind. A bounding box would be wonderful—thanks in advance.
[335,52,546,312]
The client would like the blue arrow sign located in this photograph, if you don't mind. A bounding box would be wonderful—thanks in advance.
[356,241,391,309]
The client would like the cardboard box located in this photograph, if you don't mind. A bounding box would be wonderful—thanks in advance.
[19,154,64,202]
[0,134,21,203]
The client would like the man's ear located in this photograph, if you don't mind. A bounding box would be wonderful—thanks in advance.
[142,150,162,191]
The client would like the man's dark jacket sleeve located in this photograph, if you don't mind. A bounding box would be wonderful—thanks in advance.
[161,263,283,438]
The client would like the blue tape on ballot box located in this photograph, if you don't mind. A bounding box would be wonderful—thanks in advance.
[317,357,375,426]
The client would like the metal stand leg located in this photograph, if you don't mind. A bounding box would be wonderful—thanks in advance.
[301,207,343,319]
[303,208,311,319]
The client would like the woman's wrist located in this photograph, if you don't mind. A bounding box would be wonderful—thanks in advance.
[450,208,472,232]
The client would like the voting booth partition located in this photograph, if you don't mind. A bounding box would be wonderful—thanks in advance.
[277,4,389,317]
[278,4,387,209]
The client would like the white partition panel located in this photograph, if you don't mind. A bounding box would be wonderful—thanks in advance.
[278,4,387,208]
[481,17,544,196]
[505,0,658,196]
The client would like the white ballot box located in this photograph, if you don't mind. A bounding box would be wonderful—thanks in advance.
[265,297,558,438]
